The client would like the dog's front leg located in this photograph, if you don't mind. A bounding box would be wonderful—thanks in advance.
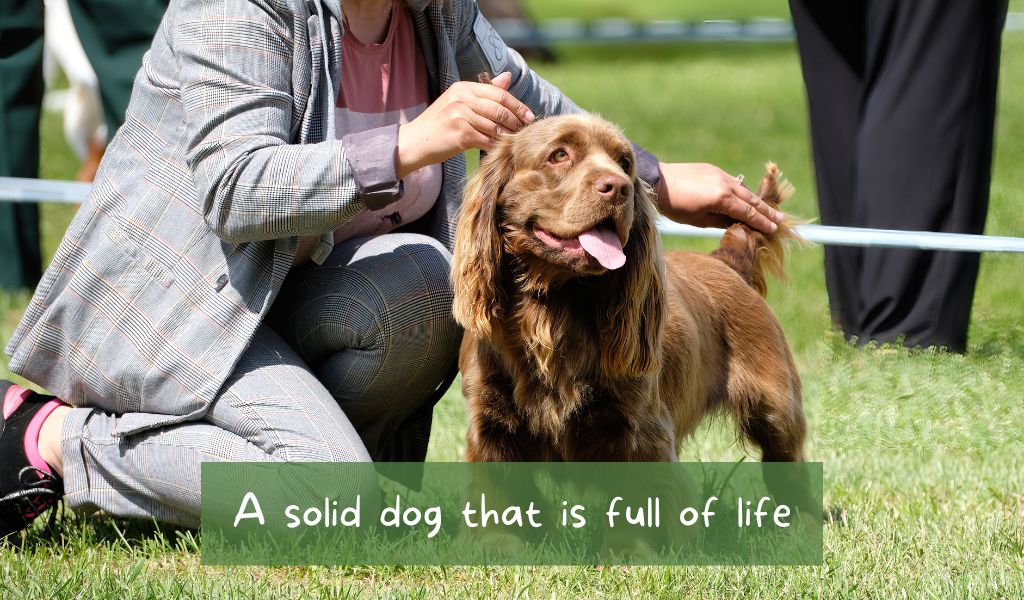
[566,382,677,463]
[567,390,699,558]
[460,363,553,554]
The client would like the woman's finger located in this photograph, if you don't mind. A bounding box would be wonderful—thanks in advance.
[460,109,503,149]
[470,97,527,133]
[719,193,778,233]
[489,71,513,89]
[733,182,785,224]
[472,82,535,126]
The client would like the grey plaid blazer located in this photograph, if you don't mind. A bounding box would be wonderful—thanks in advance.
[6,0,659,439]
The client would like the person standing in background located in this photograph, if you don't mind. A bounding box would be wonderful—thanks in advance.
[0,0,167,290]
[788,0,1009,352]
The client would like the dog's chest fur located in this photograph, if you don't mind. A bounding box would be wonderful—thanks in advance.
[494,284,626,443]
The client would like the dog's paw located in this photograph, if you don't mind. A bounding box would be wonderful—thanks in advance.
[458,527,528,557]
[597,527,661,561]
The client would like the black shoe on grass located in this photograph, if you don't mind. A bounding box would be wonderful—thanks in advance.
[1,380,64,541]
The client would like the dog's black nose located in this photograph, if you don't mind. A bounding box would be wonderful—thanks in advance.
[596,174,629,202]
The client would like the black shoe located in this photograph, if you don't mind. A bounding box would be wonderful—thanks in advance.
[1,380,64,541]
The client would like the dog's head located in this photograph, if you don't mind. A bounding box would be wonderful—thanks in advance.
[452,114,665,377]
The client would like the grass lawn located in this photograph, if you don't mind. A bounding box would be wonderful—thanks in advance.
[523,0,790,22]
[524,0,1024,22]
[3,14,1024,600]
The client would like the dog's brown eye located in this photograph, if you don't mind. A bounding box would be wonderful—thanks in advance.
[549,149,570,164]
[618,155,632,172]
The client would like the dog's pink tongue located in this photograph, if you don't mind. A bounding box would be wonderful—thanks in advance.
[578,226,626,270]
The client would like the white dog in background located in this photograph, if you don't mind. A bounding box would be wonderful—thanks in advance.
[43,0,106,181]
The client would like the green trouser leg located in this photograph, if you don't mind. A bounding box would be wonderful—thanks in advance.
[0,0,167,291]
[0,0,44,290]
[67,0,168,134]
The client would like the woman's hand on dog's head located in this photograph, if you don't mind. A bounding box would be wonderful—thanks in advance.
[397,72,535,177]
[655,162,785,233]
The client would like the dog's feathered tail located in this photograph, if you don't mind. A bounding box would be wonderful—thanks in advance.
[711,162,801,297]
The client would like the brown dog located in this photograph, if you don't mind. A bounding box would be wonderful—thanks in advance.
[452,114,806,465]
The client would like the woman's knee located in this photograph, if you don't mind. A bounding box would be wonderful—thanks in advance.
[345,233,460,349]
[363,233,454,299]
[268,233,456,356]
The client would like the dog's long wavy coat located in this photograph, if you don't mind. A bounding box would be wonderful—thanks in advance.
[452,114,806,463]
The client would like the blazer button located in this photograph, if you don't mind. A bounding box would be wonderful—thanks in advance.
[214,274,229,292]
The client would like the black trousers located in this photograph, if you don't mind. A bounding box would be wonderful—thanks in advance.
[789,0,1008,352]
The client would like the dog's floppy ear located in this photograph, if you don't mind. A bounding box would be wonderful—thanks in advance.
[600,178,666,378]
[452,143,515,339]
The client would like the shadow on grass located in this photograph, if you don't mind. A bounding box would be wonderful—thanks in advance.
[820,323,1024,363]
[967,323,1024,360]
[12,509,198,556]
[824,505,848,527]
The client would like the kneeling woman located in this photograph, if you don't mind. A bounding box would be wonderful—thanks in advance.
[1,0,783,537]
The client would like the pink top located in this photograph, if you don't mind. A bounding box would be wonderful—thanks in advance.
[295,5,442,265]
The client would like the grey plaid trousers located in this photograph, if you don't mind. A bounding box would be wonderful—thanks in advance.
[59,233,460,528]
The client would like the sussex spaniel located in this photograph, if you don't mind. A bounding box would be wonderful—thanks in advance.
[452,114,806,466]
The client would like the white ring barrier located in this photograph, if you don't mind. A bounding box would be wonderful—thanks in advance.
[0,177,91,204]
[657,220,1024,253]
[2,177,1023,253]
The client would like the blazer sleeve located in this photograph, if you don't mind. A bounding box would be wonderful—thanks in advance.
[176,0,401,244]
[450,0,662,189]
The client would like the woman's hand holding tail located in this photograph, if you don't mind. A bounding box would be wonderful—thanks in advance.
[656,162,785,234]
